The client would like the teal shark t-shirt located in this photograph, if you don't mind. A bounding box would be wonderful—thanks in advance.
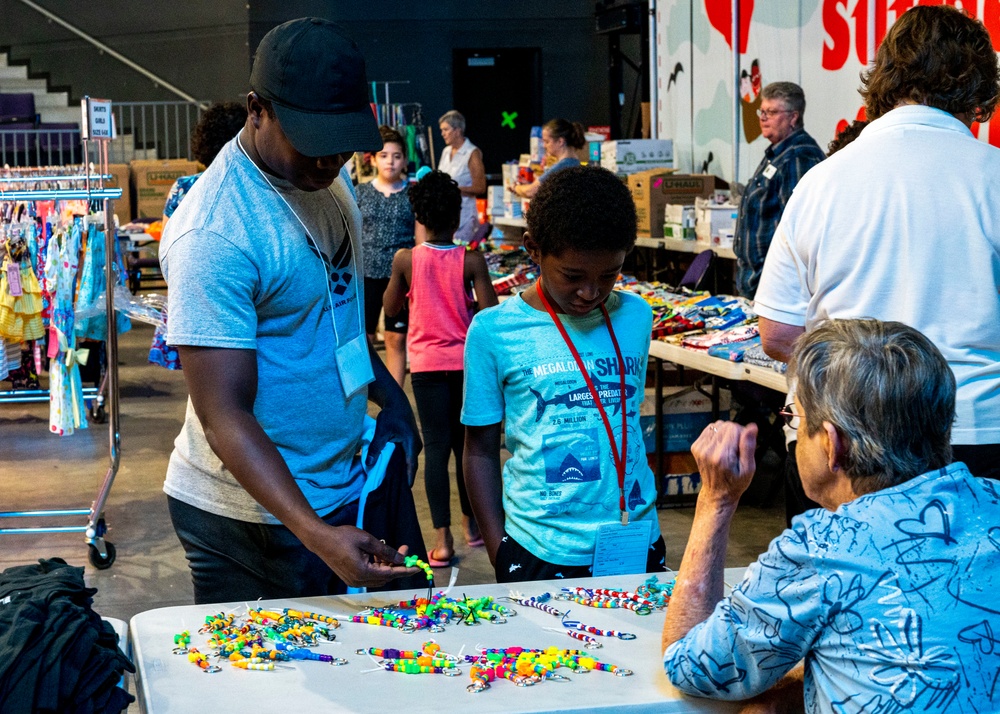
[462,290,660,566]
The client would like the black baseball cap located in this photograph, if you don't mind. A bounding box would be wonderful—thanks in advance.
[250,18,382,157]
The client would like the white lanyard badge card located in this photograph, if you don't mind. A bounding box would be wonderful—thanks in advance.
[238,136,374,398]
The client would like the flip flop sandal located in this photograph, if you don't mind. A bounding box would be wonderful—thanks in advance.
[427,547,454,568]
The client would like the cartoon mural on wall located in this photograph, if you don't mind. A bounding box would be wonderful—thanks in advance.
[656,0,1000,182]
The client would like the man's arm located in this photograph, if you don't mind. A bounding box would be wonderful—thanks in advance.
[662,421,758,652]
[466,252,499,311]
[758,317,804,364]
[463,423,505,564]
[382,250,410,318]
[365,340,421,484]
[178,345,413,587]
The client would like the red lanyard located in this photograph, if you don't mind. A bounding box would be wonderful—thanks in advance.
[535,278,630,524]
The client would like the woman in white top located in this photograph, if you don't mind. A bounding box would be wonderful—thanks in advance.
[438,110,486,243]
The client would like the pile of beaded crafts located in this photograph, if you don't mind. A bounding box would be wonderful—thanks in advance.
[504,591,637,648]
[357,640,464,676]
[173,607,346,674]
[351,591,516,633]
[464,646,633,693]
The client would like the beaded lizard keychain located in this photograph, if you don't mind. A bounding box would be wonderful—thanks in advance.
[359,640,463,676]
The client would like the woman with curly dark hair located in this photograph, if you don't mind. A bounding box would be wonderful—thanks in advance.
[162,102,247,222]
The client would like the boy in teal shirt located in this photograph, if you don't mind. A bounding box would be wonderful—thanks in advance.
[462,166,665,582]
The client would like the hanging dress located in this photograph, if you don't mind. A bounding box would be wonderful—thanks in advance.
[75,224,131,342]
[45,220,88,435]
[0,234,45,342]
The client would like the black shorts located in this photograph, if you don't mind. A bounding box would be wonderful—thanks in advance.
[493,529,666,584]
[364,277,408,334]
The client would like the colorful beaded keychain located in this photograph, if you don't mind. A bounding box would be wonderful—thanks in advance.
[556,587,656,615]
[503,591,564,617]
[560,612,637,641]
[358,640,464,676]
[464,646,632,693]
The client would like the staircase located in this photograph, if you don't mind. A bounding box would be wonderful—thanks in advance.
[0,50,160,164]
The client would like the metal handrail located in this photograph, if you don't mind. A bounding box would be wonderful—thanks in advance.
[14,0,204,105]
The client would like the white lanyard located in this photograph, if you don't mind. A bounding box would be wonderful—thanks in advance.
[237,135,373,397]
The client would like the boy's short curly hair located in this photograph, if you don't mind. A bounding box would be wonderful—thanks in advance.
[526,165,637,256]
[191,101,248,167]
[860,5,999,122]
[408,170,462,235]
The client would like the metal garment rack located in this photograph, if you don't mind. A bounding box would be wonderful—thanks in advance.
[0,98,123,569]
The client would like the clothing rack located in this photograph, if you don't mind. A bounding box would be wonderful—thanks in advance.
[0,100,123,569]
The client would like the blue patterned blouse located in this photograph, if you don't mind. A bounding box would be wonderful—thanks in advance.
[664,463,1000,713]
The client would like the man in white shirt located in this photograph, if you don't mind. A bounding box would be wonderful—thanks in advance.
[755,5,1000,524]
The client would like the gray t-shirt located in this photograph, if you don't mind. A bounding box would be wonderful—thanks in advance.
[159,137,367,524]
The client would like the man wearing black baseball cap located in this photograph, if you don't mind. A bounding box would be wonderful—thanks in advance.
[159,18,424,603]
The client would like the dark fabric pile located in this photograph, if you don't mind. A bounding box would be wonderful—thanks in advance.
[0,558,134,713]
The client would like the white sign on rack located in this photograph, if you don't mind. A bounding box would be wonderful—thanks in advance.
[81,97,114,140]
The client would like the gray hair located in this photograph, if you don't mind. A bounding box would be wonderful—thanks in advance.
[762,82,806,128]
[438,110,466,132]
[789,319,955,494]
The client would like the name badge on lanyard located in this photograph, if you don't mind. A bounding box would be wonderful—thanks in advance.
[237,135,374,398]
[535,279,649,574]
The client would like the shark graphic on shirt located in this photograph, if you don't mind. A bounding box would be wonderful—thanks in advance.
[529,381,638,422]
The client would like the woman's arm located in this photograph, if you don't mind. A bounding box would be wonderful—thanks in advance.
[463,148,487,196]
[513,179,541,199]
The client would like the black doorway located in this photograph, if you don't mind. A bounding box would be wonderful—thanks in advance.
[452,48,542,177]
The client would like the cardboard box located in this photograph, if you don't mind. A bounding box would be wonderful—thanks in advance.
[663,223,696,240]
[486,185,506,216]
[695,198,738,244]
[600,139,673,175]
[664,203,695,226]
[104,163,133,224]
[130,159,199,218]
[639,386,732,453]
[629,172,721,237]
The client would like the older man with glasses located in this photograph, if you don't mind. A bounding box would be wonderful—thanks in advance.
[732,82,825,300]
[662,318,1000,713]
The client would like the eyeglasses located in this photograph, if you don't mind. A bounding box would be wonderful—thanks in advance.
[778,404,805,429]
[756,109,793,120]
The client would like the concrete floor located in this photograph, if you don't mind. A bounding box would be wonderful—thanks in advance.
[0,323,787,623]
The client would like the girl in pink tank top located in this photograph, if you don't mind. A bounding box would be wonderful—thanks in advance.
[384,171,498,567]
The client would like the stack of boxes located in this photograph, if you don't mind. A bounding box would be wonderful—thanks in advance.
[599,138,673,176]
[694,197,738,248]
[663,204,696,240]
[628,172,722,238]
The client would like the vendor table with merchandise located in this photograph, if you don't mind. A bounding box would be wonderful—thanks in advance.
[649,340,787,394]
[130,571,748,713]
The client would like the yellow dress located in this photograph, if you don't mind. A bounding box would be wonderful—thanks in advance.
[0,244,45,342]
